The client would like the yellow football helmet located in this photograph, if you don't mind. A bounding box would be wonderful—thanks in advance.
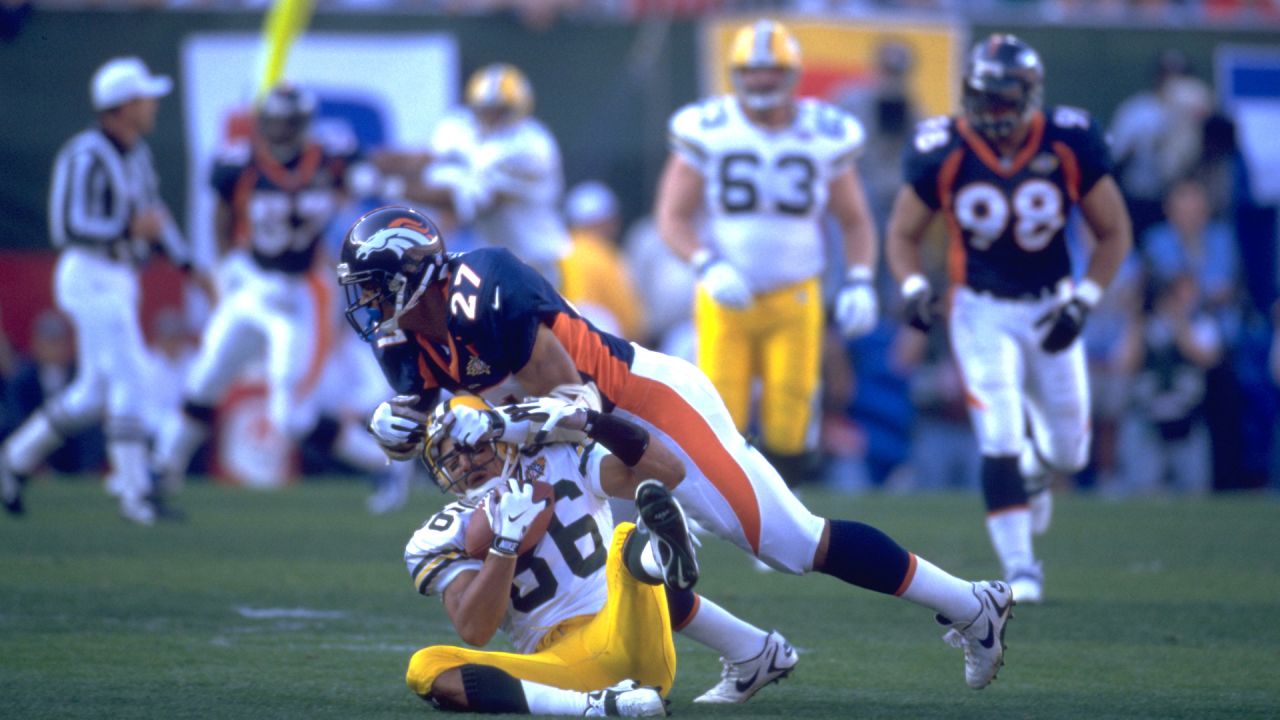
[465,63,533,129]
[423,395,518,499]
[728,19,801,111]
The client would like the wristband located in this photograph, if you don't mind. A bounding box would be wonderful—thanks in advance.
[901,273,930,298]
[490,537,520,557]
[1075,278,1104,308]
[689,248,715,274]
[846,265,873,284]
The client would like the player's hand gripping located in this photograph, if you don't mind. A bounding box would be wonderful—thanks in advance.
[447,402,504,446]
[692,249,752,309]
[486,478,548,556]
[901,274,940,332]
[834,265,878,338]
[369,395,430,460]
[501,397,590,447]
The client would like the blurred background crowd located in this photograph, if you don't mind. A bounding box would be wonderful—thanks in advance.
[1,0,1278,512]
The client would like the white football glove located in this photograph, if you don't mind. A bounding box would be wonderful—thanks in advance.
[692,249,753,309]
[834,266,878,338]
[486,478,548,556]
[368,395,428,460]
[447,403,502,446]
[500,397,590,447]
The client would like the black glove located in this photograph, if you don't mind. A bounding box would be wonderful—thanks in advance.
[1036,298,1089,353]
[903,287,939,333]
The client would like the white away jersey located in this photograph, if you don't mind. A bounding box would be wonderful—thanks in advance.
[668,96,864,293]
[404,443,615,653]
[426,110,570,272]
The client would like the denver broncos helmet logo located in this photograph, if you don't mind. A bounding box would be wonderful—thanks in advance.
[355,227,433,260]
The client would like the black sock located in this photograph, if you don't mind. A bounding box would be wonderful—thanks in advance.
[817,519,911,595]
[981,455,1027,512]
[459,664,530,714]
[665,587,698,630]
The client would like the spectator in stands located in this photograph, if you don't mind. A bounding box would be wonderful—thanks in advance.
[4,310,105,476]
[1142,177,1241,334]
[562,180,646,341]
[1110,49,1213,239]
[1117,274,1222,495]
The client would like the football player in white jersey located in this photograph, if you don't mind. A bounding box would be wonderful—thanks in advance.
[655,19,879,484]
[400,394,790,715]
[407,63,571,286]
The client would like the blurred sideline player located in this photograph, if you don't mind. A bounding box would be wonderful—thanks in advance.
[562,180,646,341]
[152,84,391,493]
[399,394,707,715]
[1,57,201,524]
[399,63,571,287]
[886,34,1132,603]
[654,20,879,484]
[338,205,1014,695]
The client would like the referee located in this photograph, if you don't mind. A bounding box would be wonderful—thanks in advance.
[1,56,192,524]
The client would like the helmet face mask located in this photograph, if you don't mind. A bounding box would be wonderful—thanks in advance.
[729,20,801,112]
[337,207,447,341]
[962,34,1044,142]
[256,85,315,161]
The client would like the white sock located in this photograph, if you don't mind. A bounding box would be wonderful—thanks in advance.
[107,440,150,502]
[677,596,768,663]
[900,554,981,622]
[154,413,207,480]
[986,509,1035,579]
[333,421,388,472]
[519,679,588,715]
[4,410,62,474]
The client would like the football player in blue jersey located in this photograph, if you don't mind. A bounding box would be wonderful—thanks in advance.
[339,205,1015,694]
[886,34,1133,604]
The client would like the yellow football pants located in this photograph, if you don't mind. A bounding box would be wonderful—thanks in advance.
[695,276,822,455]
[405,523,676,699]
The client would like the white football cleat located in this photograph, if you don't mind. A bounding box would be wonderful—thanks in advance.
[1008,562,1044,605]
[634,480,699,591]
[937,580,1014,689]
[118,495,156,527]
[693,630,798,704]
[584,679,667,717]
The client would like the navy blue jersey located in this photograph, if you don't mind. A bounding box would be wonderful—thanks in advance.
[903,106,1113,298]
[211,140,349,274]
[374,248,635,408]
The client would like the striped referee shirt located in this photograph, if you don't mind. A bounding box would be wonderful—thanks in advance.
[48,126,187,265]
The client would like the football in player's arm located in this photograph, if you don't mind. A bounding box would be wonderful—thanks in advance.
[885,34,1133,604]
[397,395,702,716]
[340,203,1014,695]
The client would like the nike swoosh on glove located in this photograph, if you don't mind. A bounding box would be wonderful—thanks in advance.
[834,277,878,338]
[369,397,426,460]
[488,478,548,555]
[1035,297,1089,353]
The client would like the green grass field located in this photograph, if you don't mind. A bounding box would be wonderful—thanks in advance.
[2,479,1278,719]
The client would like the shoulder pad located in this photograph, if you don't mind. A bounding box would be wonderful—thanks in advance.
[213,140,252,166]
[908,115,957,157]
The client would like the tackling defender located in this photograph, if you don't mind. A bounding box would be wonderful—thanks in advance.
[338,205,1014,693]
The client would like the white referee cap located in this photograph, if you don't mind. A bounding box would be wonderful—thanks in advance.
[91,56,172,111]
